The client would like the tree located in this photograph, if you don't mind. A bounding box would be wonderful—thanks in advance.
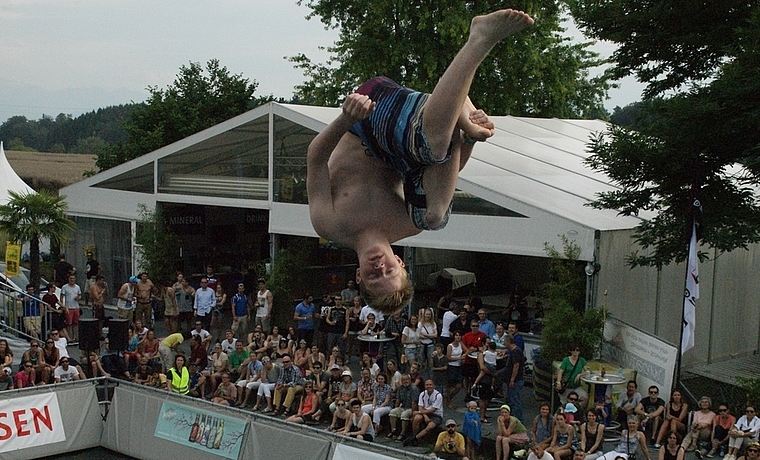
[568,1,760,267]
[96,59,261,171]
[291,0,612,118]
[0,190,76,292]
[134,205,180,287]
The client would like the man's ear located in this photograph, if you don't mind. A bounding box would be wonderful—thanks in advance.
[355,268,361,284]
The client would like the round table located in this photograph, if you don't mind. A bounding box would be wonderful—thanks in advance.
[357,334,397,343]
[581,374,627,439]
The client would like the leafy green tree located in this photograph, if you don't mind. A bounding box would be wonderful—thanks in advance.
[134,204,180,287]
[96,59,261,171]
[291,0,611,118]
[570,0,760,267]
[0,190,76,292]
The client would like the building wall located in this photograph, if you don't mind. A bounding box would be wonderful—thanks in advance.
[597,228,760,368]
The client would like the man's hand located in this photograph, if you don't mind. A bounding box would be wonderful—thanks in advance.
[342,93,375,123]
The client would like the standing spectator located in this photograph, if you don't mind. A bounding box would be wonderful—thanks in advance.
[341,280,358,304]
[477,308,495,338]
[440,304,458,349]
[61,274,82,344]
[161,281,179,334]
[404,379,443,446]
[504,334,526,421]
[158,331,187,372]
[293,293,316,345]
[326,297,347,358]
[116,276,138,321]
[42,284,67,341]
[210,284,226,343]
[432,419,470,460]
[316,293,336,351]
[53,253,74,287]
[417,308,437,368]
[175,277,195,332]
[20,284,42,339]
[384,310,407,368]
[461,320,486,390]
[83,251,101,307]
[463,400,483,460]
[231,283,251,337]
[389,373,420,440]
[508,322,524,351]
[204,265,217,290]
[708,404,736,458]
[134,272,157,328]
[254,279,273,334]
[193,277,215,332]
[89,275,107,325]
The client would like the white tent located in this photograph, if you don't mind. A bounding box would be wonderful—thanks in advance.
[0,142,35,205]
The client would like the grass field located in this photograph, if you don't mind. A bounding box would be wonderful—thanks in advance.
[6,150,97,190]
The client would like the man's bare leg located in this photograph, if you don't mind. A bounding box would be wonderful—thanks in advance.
[423,9,533,159]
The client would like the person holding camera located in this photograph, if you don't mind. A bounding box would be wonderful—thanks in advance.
[432,419,470,460]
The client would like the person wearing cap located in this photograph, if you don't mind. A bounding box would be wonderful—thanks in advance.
[294,293,317,346]
[329,369,357,414]
[327,364,344,412]
[432,419,470,460]
[0,366,14,390]
[116,276,139,320]
[405,379,443,446]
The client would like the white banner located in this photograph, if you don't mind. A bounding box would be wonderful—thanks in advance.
[0,393,65,452]
[682,222,699,354]
[333,444,397,460]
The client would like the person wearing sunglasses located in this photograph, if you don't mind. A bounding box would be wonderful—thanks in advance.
[636,386,666,445]
[725,406,760,460]
[432,419,469,460]
[737,441,760,460]
[555,345,589,407]
[708,405,736,458]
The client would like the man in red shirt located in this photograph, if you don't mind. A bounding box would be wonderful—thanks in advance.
[461,321,486,390]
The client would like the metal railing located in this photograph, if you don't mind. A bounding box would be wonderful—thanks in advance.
[0,279,53,342]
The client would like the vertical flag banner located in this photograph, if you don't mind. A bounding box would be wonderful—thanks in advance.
[5,242,21,277]
[681,222,699,354]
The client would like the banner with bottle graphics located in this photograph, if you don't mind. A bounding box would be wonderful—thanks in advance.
[154,401,246,459]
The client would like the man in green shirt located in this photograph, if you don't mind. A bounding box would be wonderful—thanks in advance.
[227,340,250,381]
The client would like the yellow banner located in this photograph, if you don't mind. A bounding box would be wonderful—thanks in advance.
[5,242,21,277]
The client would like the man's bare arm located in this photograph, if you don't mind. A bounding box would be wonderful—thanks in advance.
[306,94,375,209]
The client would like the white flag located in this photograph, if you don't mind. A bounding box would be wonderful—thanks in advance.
[681,222,699,354]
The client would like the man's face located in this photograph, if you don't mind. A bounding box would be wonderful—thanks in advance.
[60,358,69,369]
[68,275,76,285]
[140,273,148,281]
[238,284,245,293]
[258,281,265,290]
[627,383,636,394]
[649,387,659,399]
[225,331,233,340]
[135,320,143,330]
[235,342,244,352]
[86,253,93,260]
[195,322,203,330]
[508,324,518,335]
[401,375,410,387]
[356,252,406,299]
[533,446,545,457]
[574,451,587,460]
[425,380,434,393]
[478,310,486,320]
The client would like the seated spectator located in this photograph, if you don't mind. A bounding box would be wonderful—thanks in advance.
[138,329,160,365]
[22,339,47,384]
[659,431,685,460]
[187,363,204,398]
[133,357,152,385]
[83,351,110,378]
[615,381,642,427]
[328,399,351,432]
[329,369,357,413]
[404,379,443,446]
[389,373,420,440]
[220,329,237,355]
[340,398,375,442]
[255,357,278,412]
[598,416,652,460]
[306,361,330,403]
[201,343,228,398]
[496,404,529,460]
[227,340,250,382]
[682,396,716,454]
[356,368,375,406]
[286,381,321,424]
[726,405,760,460]
[361,373,393,437]
[236,355,263,407]
[122,326,140,370]
[54,357,81,383]
[273,354,305,416]
[432,419,470,460]
[211,372,237,406]
[737,442,760,460]
[188,334,208,370]
[0,367,13,390]
[147,364,167,389]
[361,352,380,379]
[581,409,606,460]
[546,412,578,460]
[636,385,666,444]
[0,339,14,368]
[190,321,212,351]
[15,361,37,388]
[532,402,554,448]
[654,390,689,448]
[708,404,736,458]
[529,442,555,460]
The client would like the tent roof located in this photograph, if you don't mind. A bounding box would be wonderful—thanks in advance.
[0,142,35,205]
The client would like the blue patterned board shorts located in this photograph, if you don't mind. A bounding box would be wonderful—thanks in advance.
[348,76,453,230]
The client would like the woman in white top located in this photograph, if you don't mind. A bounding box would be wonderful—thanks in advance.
[445,330,465,408]
[726,405,760,460]
[402,314,421,368]
[417,308,437,369]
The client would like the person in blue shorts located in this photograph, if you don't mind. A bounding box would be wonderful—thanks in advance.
[307,9,534,314]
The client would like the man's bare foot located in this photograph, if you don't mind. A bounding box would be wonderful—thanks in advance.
[469,9,534,51]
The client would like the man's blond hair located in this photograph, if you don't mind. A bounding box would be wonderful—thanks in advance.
[360,267,414,315]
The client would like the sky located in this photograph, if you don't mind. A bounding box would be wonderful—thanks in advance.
[0,1,645,124]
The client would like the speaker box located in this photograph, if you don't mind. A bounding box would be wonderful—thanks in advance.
[78,319,101,351]
[108,319,129,352]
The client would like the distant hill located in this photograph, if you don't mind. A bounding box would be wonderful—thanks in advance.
[0,104,139,154]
